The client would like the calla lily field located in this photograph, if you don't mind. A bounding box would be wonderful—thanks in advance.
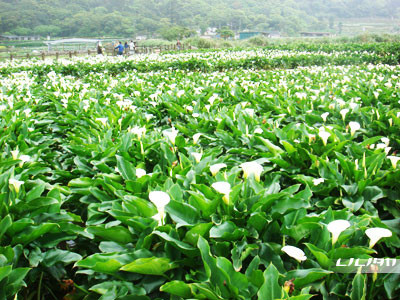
[0,44,400,299]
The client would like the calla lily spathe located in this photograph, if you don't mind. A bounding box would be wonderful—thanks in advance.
[313,178,324,186]
[365,227,392,248]
[136,168,146,178]
[18,155,31,167]
[240,161,263,182]
[96,118,108,127]
[340,109,349,121]
[9,178,24,193]
[163,127,179,145]
[327,220,351,245]
[193,133,202,145]
[11,149,19,160]
[387,156,400,169]
[191,152,202,163]
[129,126,146,140]
[210,163,227,176]
[282,245,307,262]
[211,181,231,205]
[318,129,331,146]
[149,191,170,226]
[349,121,361,136]
[321,112,329,122]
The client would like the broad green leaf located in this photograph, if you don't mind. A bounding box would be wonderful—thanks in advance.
[87,226,134,244]
[165,200,199,227]
[286,268,333,288]
[209,221,245,240]
[116,155,136,181]
[160,281,192,298]
[350,273,367,300]
[304,243,331,269]
[257,263,282,300]
[0,215,12,241]
[120,257,176,275]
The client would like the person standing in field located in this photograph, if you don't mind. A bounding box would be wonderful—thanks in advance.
[97,42,103,55]
[129,40,135,55]
[176,39,181,50]
[124,42,129,54]
[115,41,124,56]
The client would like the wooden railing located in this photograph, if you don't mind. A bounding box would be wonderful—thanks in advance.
[3,44,189,61]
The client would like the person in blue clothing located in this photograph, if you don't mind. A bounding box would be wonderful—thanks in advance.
[115,42,124,56]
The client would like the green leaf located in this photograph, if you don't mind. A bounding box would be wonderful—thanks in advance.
[160,281,192,298]
[87,226,134,244]
[25,181,46,202]
[11,223,59,245]
[0,215,12,241]
[286,268,333,288]
[384,273,400,299]
[350,273,367,300]
[165,200,199,227]
[42,249,82,267]
[116,155,136,181]
[197,236,230,297]
[257,263,282,300]
[184,223,213,246]
[209,221,245,241]
[4,268,31,297]
[75,253,126,273]
[271,186,312,214]
[68,177,94,188]
[0,265,12,282]
[120,257,176,275]
[342,195,364,212]
[90,281,146,296]
[153,231,198,256]
[363,186,384,203]
[304,243,332,269]
[329,247,375,259]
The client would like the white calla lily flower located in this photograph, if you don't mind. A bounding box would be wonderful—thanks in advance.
[366,228,392,248]
[11,149,19,160]
[9,178,24,193]
[254,127,263,134]
[387,156,400,169]
[210,163,227,176]
[244,108,255,117]
[211,181,231,205]
[240,161,263,182]
[163,127,179,145]
[282,245,307,262]
[19,155,31,167]
[349,121,361,136]
[327,220,351,245]
[191,152,202,163]
[318,130,331,146]
[129,126,146,140]
[381,137,390,147]
[340,109,349,121]
[96,118,108,127]
[313,178,325,186]
[321,112,329,122]
[136,168,146,178]
[193,133,202,144]
[149,191,170,225]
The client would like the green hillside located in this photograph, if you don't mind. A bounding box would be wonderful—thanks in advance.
[0,0,399,37]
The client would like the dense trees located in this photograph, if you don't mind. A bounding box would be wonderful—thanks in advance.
[0,0,398,37]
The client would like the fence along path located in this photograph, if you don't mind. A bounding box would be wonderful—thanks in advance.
[5,44,188,61]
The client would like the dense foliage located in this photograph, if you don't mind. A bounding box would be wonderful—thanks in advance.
[0,0,399,37]
[1,45,400,299]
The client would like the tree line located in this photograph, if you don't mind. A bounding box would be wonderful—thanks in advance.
[0,0,398,38]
